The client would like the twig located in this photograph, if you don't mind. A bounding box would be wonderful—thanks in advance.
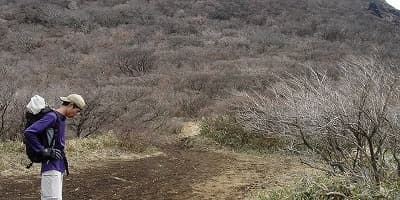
[326,191,347,198]
[300,160,335,175]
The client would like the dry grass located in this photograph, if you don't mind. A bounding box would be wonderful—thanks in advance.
[0,133,161,177]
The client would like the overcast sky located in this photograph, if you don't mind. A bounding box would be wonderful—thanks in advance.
[386,0,400,9]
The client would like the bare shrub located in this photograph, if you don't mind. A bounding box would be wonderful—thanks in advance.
[114,88,171,132]
[4,26,44,53]
[119,1,158,26]
[167,36,204,48]
[207,0,250,20]
[48,48,80,68]
[236,57,400,185]
[88,4,140,27]
[71,86,144,137]
[0,22,7,39]
[8,97,27,140]
[294,19,319,37]
[153,0,190,17]
[183,72,209,92]
[19,2,65,26]
[174,92,208,118]
[246,13,268,26]
[62,11,97,33]
[300,41,348,62]
[0,65,25,141]
[249,30,287,54]
[318,24,347,42]
[88,8,124,27]
[0,90,15,140]
[99,0,127,7]
[216,35,250,50]
[157,16,198,35]
[61,32,93,54]
[111,47,156,77]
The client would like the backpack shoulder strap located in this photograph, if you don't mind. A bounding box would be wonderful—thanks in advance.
[52,111,61,130]
[47,111,61,148]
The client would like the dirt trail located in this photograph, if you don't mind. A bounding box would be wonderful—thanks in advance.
[1,123,309,200]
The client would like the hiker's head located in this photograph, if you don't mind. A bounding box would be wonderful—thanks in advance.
[59,94,85,118]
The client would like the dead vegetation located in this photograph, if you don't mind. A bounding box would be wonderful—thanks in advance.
[1,0,400,197]
[1,0,399,142]
[236,57,400,195]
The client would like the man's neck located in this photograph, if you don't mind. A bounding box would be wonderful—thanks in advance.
[55,107,67,117]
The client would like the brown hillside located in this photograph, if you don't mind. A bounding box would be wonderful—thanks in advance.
[0,0,399,139]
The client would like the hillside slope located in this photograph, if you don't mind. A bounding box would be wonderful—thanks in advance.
[0,0,399,138]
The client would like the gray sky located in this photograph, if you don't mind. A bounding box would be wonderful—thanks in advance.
[387,0,400,9]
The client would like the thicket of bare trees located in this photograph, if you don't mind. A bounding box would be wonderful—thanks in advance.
[1,0,400,150]
[236,57,400,185]
[70,87,145,138]
[0,65,26,140]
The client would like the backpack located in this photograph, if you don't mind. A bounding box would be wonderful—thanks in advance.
[23,95,60,167]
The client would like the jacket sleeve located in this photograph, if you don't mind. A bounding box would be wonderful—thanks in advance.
[24,112,57,153]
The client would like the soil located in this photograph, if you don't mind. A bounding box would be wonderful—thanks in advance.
[1,123,311,200]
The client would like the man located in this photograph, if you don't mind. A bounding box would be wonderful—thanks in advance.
[24,94,85,200]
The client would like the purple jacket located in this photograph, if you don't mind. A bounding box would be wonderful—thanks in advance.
[24,111,66,174]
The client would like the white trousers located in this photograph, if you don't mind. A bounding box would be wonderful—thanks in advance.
[41,170,63,200]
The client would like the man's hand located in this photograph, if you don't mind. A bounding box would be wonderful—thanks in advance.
[41,148,62,160]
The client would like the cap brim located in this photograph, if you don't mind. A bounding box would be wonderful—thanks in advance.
[60,97,70,102]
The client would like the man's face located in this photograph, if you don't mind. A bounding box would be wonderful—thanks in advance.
[66,104,81,118]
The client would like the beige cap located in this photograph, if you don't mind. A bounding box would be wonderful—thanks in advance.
[60,94,86,109]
